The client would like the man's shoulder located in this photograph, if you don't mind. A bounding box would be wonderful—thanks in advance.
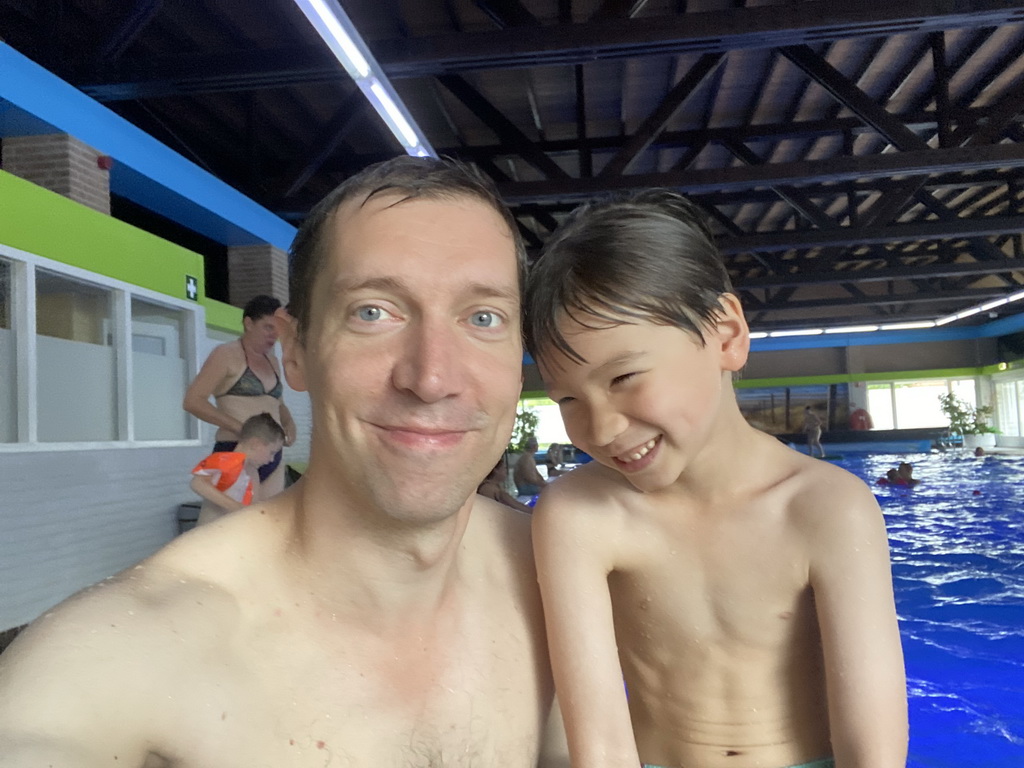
[469,494,533,552]
[6,543,241,667]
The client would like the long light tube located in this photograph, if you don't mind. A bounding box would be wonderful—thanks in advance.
[753,287,1024,340]
[292,0,436,158]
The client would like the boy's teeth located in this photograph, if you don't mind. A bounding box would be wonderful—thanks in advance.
[623,438,657,462]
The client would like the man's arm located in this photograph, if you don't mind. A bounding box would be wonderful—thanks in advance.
[0,596,161,766]
[808,476,908,768]
[183,345,244,436]
[532,482,639,768]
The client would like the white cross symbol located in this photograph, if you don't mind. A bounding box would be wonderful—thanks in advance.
[185,276,198,301]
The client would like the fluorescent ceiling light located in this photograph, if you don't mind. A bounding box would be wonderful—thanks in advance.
[979,298,1010,311]
[369,80,419,147]
[749,331,769,339]
[769,328,824,337]
[823,325,878,334]
[879,321,936,331]
[953,306,983,320]
[935,314,959,326]
[1008,290,1024,302]
[305,0,369,77]
[292,0,436,158]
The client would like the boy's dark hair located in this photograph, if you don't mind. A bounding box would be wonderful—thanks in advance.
[289,155,527,342]
[525,189,735,366]
[238,412,286,445]
[242,295,282,321]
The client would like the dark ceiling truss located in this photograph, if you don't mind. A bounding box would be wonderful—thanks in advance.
[75,2,1024,99]
[8,0,1024,328]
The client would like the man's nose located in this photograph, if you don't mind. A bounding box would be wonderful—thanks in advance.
[391,320,466,404]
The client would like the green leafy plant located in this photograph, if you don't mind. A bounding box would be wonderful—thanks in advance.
[508,404,539,453]
[938,392,996,436]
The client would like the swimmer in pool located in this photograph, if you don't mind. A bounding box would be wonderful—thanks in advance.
[525,189,907,768]
[0,156,567,768]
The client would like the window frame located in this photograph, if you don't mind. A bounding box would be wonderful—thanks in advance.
[0,242,204,451]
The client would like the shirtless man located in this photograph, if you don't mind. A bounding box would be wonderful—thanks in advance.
[184,294,298,496]
[514,435,548,496]
[525,190,906,768]
[0,156,566,768]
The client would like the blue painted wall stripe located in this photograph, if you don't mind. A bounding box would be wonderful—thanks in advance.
[0,44,296,251]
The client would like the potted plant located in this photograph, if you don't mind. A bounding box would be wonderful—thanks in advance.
[938,392,997,450]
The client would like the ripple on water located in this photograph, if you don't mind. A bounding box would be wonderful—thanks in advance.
[832,453,1024,768]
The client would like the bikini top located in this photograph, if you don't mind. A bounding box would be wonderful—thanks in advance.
[223,342,283,399]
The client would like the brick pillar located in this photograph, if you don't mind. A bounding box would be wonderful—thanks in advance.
[227,244,290,308]
[1,134,111,215]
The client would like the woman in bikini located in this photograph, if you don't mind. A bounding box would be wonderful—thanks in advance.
[184,295,297,496]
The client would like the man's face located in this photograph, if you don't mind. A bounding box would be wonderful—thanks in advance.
[292,193,523,523]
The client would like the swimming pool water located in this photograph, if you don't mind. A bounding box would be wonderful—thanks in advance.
[836,453,1024,767]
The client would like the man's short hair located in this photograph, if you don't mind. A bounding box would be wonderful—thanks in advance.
[242,295,282,321]
[239,412,286,445]
[525,189,735,366]
[288,155,527,342]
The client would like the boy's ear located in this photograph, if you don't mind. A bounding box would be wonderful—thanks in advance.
[274,307,308,393]
[713,293,750,372]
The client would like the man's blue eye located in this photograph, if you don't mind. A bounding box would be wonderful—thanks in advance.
[470,311,501,328]
[357,306,383,321]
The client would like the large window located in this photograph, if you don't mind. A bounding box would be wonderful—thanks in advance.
[0,259,14,443]
[0,245,200,448]
[36,270,118,442]
[131,298,189,440]
[868,378,977,430]
[995,378,1024,437]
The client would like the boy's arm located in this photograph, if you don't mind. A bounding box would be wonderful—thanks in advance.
[532,482,639,768]
[808,478,908,768]
[190,474,244,512]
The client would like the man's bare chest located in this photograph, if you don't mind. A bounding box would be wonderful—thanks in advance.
[152,616,544,768]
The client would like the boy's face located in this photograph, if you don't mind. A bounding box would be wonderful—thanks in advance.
[249,438,283,467]
[539,300,747,493]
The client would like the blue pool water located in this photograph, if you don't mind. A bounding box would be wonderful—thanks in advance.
[836,453,1024,767]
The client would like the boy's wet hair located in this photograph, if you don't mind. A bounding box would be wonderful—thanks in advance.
[525,189,735,366]
[239,412,286,445]
[288,155,527,342]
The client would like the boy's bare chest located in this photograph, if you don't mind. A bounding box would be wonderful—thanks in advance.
[611,502,813,646]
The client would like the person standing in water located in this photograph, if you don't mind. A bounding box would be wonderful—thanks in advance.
[803,405,826,458]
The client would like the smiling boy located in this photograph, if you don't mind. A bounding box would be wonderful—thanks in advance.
[524,190,907,768]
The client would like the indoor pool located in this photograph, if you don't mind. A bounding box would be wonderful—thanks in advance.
[835,453,1024,767]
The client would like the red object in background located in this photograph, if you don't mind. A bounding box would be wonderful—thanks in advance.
[849,408,874,430]
[97,155,114,171]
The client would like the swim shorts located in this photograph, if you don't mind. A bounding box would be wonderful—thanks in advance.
[644,759,833,768]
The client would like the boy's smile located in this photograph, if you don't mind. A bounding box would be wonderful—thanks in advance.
[540,305,747,493]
